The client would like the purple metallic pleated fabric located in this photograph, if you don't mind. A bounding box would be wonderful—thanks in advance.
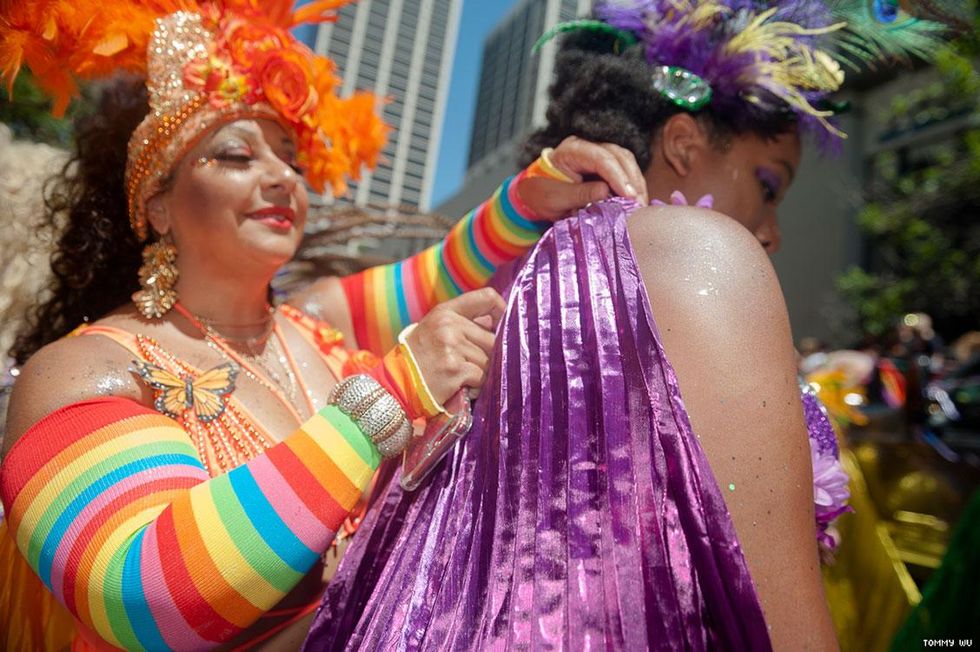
[304,199,772,651]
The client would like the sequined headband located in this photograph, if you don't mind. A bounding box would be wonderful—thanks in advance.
[1,1,390,241]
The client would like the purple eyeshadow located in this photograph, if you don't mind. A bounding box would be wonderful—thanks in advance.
[756,167,782,197]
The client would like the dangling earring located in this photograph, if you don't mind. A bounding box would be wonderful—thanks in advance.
[133,235,179,319]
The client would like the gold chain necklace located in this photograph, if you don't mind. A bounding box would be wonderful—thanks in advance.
[174,302,314,423]
[196,309,275,348]
[234,333,300,409]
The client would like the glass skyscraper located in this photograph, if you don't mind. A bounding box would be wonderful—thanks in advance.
[313,0,462,212]
[436,0,590,218]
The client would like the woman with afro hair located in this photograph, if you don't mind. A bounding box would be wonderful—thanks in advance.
[304,2,952,650]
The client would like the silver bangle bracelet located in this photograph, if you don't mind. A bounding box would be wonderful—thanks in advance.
[328,375,412,458]
[375,419,413,458]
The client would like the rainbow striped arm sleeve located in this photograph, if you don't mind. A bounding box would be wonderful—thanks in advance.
[341,169,549,355]
[0,397,379,651]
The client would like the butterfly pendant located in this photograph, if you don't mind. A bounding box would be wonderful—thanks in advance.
[130,359,238,422]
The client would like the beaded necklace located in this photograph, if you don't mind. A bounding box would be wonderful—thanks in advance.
[191,310,290,398]
[174,302,316,424]
[133,334,274,471]
[175,305,370,553]
[87,311,367,553]
[203,321,301,412]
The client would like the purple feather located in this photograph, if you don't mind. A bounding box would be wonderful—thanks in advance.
[591,0,846,142]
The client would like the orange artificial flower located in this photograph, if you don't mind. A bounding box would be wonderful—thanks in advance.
[183,57,209,91]
[183,53,251,108]
[342,350,382,376]
[315,325,345,352]
[219,16,287,69]
[257,47,316,123]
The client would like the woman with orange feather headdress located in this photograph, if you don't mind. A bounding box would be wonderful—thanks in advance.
[0,0,644,649]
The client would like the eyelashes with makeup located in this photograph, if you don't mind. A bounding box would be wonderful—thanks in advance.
[756,170,781,203]
[203,153,304,175]
[759,178,777,202]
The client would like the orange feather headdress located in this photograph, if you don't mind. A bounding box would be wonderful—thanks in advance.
[0,0,389,240]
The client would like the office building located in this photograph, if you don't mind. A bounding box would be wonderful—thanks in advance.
[437,0,590,218]
[312,0,462,211]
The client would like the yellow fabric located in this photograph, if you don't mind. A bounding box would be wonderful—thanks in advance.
[527,148,575,183]
[823,449,920,652]
[0,520,77,651]
[395,324,446,418]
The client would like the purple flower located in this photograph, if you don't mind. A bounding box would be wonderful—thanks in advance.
[650,190,714,208]
[811,444,850,558]
[817,524,842,564]
[811,444,850,524]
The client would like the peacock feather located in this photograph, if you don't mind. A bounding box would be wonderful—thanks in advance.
[828,0,949,69]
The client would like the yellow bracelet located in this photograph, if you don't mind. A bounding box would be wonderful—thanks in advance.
[398,324,449,416]
[527,147,575,183]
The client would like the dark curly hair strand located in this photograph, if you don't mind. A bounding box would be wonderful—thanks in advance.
[11,76,157,365]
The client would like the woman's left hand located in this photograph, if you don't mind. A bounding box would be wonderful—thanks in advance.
[516,136,648,222]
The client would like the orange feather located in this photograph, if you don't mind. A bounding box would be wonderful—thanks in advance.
[292,0,353,26]
[0,0,388,199]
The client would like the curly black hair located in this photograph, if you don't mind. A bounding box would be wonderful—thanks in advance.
[10,76,160,365]
[519,29,799,169]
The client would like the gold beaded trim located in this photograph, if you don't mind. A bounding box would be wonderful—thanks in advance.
[125,100,285,241]
[126,95,207,240]
[135,334,274,475]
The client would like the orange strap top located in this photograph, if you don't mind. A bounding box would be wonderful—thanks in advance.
[71,304,379,477]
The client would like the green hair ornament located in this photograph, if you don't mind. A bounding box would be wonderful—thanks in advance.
[532,19,639,54]
[532,21,712,112]
[651,65,713,111]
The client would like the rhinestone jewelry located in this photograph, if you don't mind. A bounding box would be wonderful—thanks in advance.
[651,65,713,111]
[329,375,412,458]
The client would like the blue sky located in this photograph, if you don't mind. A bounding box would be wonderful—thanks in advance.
[430,0,521,206]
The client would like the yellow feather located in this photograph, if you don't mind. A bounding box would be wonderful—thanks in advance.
[716,4,849,135]
[92,33,128,57]
[688,2,728,31]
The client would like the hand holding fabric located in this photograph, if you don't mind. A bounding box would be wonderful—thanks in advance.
[516,136,648,220]
[405,288,505,404]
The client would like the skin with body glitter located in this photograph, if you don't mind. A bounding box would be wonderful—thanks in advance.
[607,104,835,648]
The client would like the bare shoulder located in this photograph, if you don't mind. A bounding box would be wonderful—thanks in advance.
[625,204,797,456]
[286,275,357,346]
[3,332,145,456]
[625,205,792,393]
[626,205,780,306]
[627,205,837,649]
